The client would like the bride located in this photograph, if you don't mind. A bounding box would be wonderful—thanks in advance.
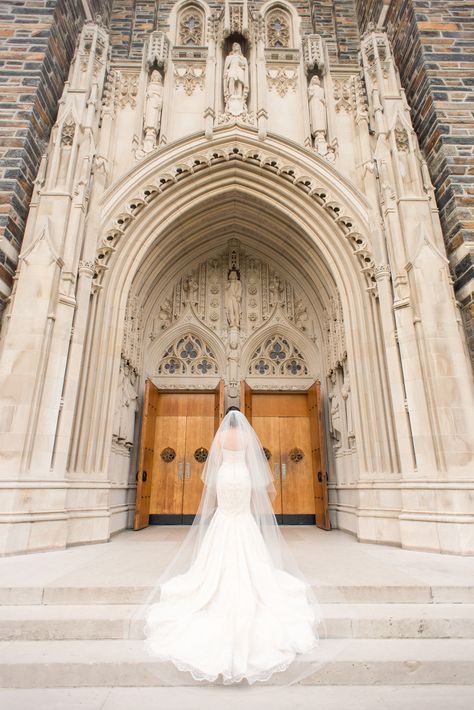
[143,406,321,684]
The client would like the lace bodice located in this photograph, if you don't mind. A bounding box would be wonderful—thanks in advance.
[216,448,251,515]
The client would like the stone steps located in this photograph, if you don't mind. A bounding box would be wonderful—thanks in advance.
[1,685,474,710]
[1,639,474,687]
[1,584,473,605]
[1,603,474,640]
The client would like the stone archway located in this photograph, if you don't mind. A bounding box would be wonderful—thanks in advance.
[63,127,396,537]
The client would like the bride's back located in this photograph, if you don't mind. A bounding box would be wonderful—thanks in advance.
[219,427,247,451]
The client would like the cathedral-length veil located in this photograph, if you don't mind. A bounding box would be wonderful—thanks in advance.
[132,410,347,686]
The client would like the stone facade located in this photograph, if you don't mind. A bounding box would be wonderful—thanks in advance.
[0,0,112,321]
[0,1,473,557]
[355,0,474,362]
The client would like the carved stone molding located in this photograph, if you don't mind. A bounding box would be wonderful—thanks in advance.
[118,72,139,108]
[394,124,409,152]
[266,67,298,97]
[174,65,206,95]
[324,295,346,372]
[146,31,170,71]
[78,259,95,276]
[334,77,355,113]
[94,142,375,289]
[374,264,391,280]
[60,118,76,146]
[302,35,325,74]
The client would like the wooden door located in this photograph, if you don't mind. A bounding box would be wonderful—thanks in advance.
[149,393,187,524]
[240,380,252,423]
[279,411,315,524]
[241,385,329,526]
[214,379,225,430]
[182,393,215,520]
[134,379,159,530]
[252,411,283,519]
[308,381,330,529]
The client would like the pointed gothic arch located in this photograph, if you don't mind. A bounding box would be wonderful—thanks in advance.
[70,127,392,492]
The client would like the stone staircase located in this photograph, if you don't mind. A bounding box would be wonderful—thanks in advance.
[1,582,474,689]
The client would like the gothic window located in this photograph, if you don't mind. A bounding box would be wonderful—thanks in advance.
[157,334,218,376]
[248,335,308,376]
[178,6,204,46]
[266,8,291,49]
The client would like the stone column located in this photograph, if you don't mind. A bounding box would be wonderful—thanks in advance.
[361,27,474,553]
[0,21,109,554]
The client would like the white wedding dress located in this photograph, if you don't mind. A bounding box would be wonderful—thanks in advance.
[144,448,319,684]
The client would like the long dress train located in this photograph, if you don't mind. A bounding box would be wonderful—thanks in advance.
[144,448,319,684]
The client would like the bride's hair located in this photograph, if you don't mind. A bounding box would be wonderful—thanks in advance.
[225,405,240,428]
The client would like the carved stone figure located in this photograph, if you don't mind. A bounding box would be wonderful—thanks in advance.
[113,361,126,441]
[120,365,138,448]
[158,298,172,329]
[294,298,308,330]
[223,42,249,116]
[329,371,343,448]
[225,268,242,327]
[341,365,354,446]
[143,70,163,153]
[269,274,284,306]
[183,274,198,305]
[308,76,327,153]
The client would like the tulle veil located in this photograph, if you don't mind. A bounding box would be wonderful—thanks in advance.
[129,408,352,686]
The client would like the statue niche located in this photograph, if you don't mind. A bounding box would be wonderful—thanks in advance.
[143,69,163,153]
[223,41,249,117]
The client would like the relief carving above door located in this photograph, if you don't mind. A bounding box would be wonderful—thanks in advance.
[145,239,321,401]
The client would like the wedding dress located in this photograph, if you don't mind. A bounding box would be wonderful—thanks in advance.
[143,410,321,684]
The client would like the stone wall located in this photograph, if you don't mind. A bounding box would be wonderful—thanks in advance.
[0,0,111,323]
[310,0,360,63]
[355,0,474,363]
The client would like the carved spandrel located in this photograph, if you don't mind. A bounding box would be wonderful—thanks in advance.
[152,242,314,340]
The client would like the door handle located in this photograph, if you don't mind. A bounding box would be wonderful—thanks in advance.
[281,463,287,480]
[185,462,190,480]
[178,463,183,480]
[274,462,280,480]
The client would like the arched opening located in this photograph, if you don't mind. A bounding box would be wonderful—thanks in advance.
[69,129,395,537]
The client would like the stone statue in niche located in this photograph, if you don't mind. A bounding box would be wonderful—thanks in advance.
[341,363,354,447]
[158,297,172,329]
[121,364,138,448]
[113,361,126,441]
[182,274,198,305]
[269,274,284,306]
[308,76,327,155]
[294,298,309,331]
[225,268,242,327]
[328,370,343,449]
[223,42,249,116]
[113,360,138,448]
[143,70,163,153]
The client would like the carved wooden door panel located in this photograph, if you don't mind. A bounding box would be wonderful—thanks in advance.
[252,411,283,519]
[279,411,315,524]
[149,393,187,523]
[308,381,330,530]
[134,379,159,530]
[182,393,215,521]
